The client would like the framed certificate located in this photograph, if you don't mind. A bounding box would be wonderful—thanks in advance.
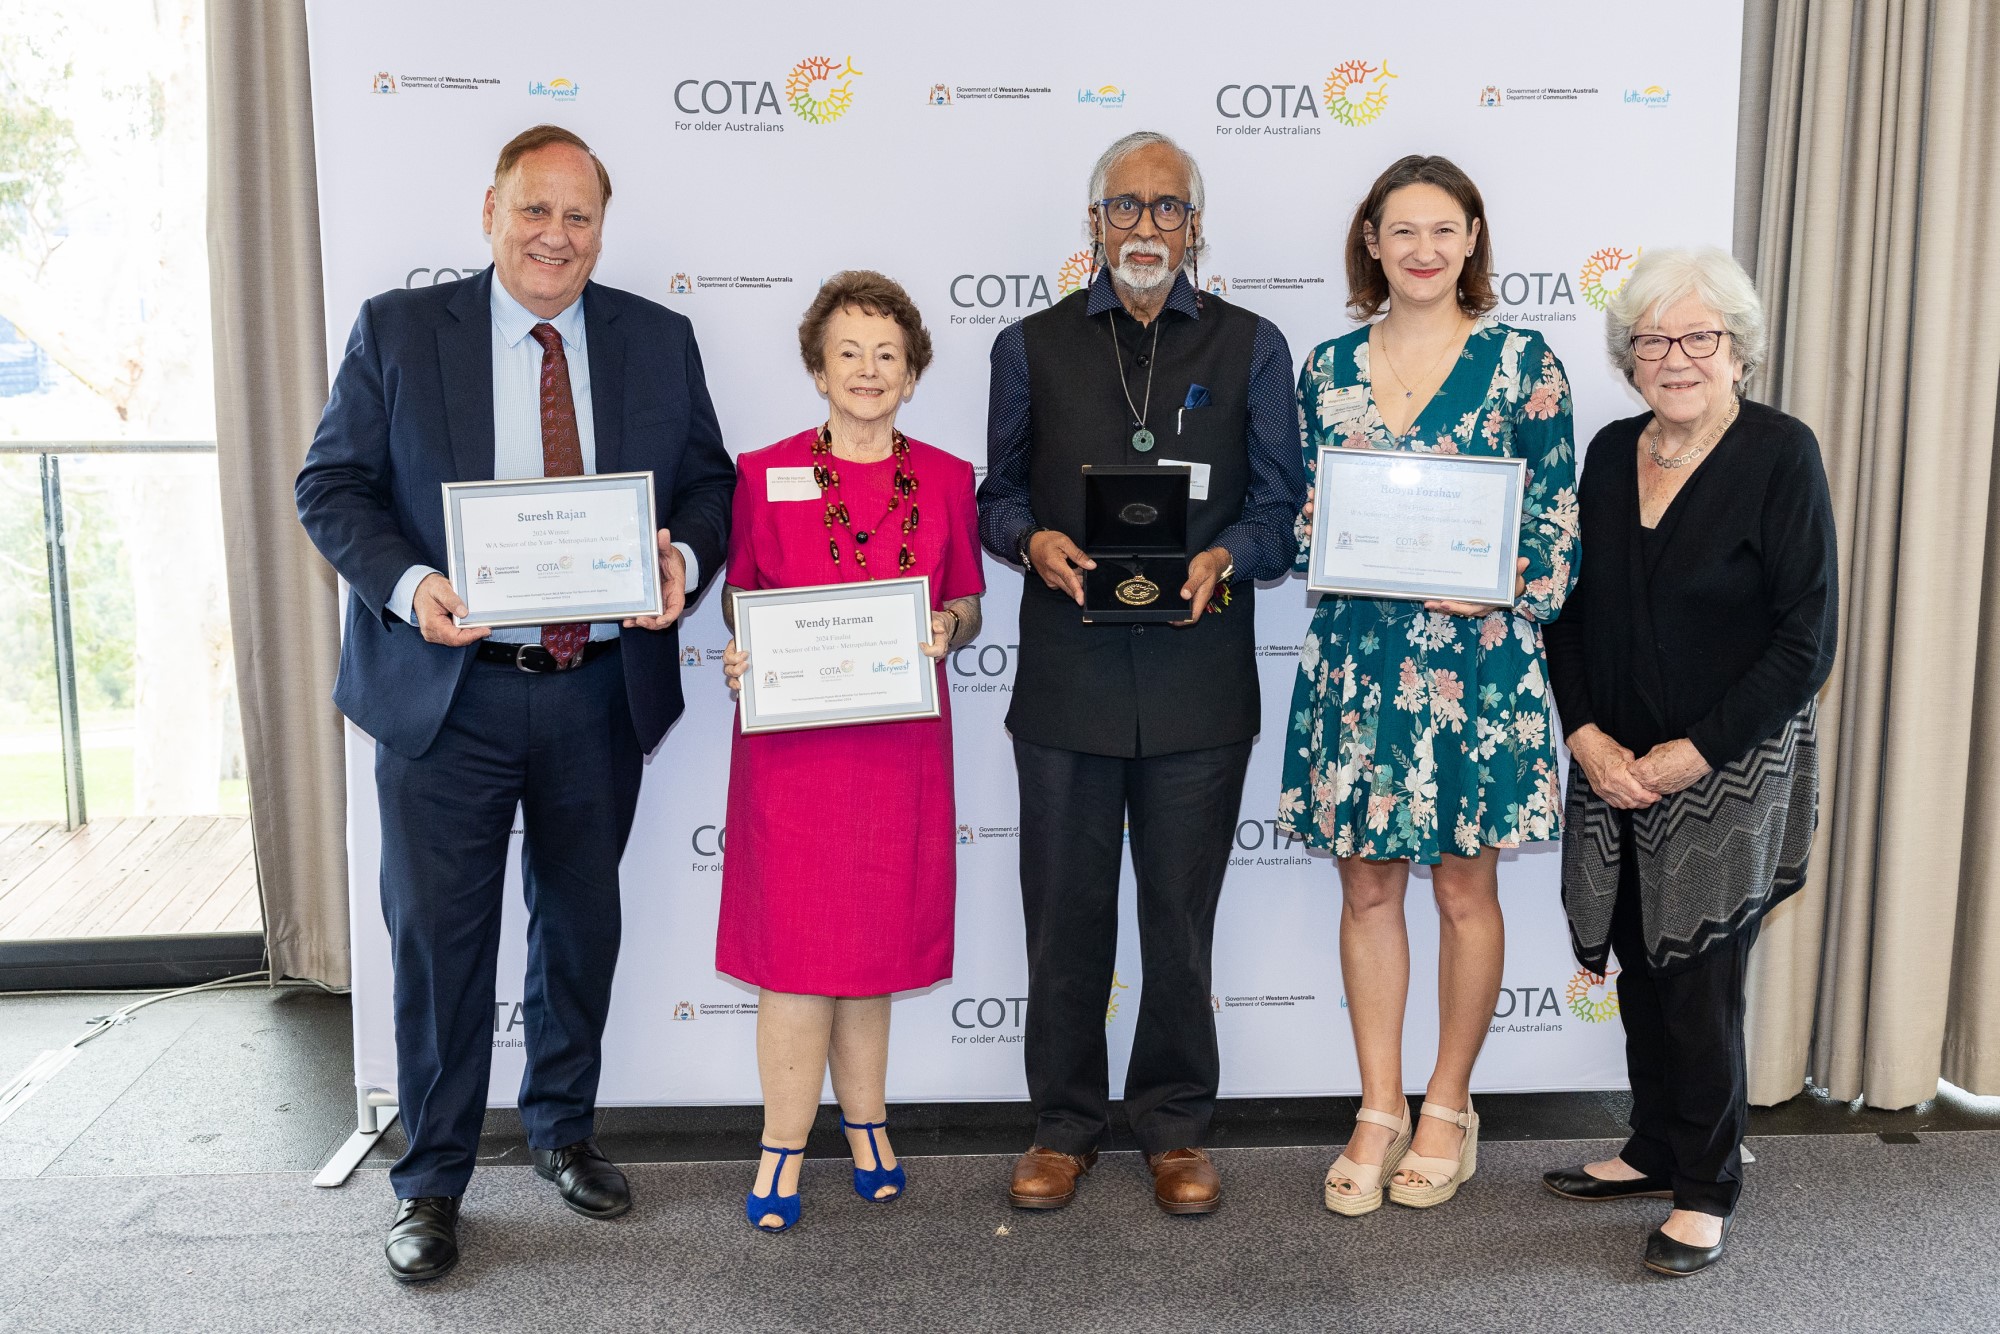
[1307,447,1526,605]
[734,577,939,734]
[442,472,661,629]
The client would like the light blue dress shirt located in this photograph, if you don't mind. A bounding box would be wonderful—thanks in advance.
[388,279,697,640]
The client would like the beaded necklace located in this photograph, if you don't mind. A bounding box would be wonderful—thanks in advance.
[813,424,919,577]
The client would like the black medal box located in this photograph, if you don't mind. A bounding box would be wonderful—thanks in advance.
[1079,464,1192,624]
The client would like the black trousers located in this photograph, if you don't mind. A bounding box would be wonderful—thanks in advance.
[374,648,642,1199]
[1013,736,1251,1157]
[1612,821,1756,1217]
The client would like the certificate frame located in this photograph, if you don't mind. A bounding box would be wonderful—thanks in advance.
[734,576,939,735]
[1307,447,1526,605]
[442,471,661,629]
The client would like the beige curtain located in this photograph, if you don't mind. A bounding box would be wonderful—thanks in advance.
[1736,0,2000,1107]
[206,0,350,986]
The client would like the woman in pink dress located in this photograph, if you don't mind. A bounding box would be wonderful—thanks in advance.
[717,271,984,1232]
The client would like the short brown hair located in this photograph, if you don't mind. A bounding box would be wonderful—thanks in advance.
[1344,155,1495,321]
[798,270,935,380]
[493,124,612,208]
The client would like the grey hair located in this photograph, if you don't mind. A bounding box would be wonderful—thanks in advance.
[1604,246,1767,387]
[1086,130,1208,269]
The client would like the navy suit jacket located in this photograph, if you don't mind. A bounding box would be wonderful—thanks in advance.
[296,267,734,759]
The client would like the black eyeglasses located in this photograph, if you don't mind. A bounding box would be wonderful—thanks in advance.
[1095,195,1195,232]
[1630,330,1729,361]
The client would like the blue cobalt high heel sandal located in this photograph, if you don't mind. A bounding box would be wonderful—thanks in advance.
[745,1143,803,1233]
[841,1117,906,1202]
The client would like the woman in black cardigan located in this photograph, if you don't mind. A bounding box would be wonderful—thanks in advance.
[1541,247,1837,1277]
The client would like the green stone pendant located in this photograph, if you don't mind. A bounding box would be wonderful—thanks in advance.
[1131,427,1155,453]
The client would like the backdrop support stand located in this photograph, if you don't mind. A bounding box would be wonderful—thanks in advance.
[314,1087,399,1188]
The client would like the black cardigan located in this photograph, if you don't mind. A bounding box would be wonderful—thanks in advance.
[1545,399,1838,768]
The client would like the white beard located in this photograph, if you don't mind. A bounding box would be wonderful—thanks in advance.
[1111,239,1176,291]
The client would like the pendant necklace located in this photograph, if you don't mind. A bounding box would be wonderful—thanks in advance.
[1105,309,1163,453]
[812,424,919,577]
[1374,316,1468,434]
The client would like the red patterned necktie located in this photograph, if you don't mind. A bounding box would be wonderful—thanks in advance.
[529,322,590,667]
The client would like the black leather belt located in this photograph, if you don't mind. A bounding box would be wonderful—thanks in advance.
[473,638,620,673]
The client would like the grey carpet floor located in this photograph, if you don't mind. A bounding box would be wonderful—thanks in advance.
[3,1133,1996,1334]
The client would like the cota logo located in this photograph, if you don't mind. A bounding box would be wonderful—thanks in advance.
[1565,968,1620,1023]
[787,55,863,124]
[1056,248,1099,298]
[1324,59,1397,127]
[1580,245,1642,311]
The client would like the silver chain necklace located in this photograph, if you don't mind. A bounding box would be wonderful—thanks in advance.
[1647,398,1739,470]
[1105,309,1162,453]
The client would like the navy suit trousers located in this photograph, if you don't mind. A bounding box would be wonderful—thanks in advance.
[374,648,642,1199]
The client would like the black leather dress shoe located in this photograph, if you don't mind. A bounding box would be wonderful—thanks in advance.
[1542,1164,1675,1201]
[532,1137,632,1219]
[385,1196,460,1283]
[1644,1213,1733,1276]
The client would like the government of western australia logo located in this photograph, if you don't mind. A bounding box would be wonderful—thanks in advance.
[1565,968,1619,1023]
[1579,245,1641,310]
[787,55,863,124]
[1056,248,1099,297]
[1324,59,1396,126]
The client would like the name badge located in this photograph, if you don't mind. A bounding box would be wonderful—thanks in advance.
[766,467,820,502]
[1155,457,1211,501]
[1322,384,1368,426]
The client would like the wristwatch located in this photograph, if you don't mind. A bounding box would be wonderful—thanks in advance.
[1016,525,1046,571]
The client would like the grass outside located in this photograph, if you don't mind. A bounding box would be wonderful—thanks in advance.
[0,744,247,824]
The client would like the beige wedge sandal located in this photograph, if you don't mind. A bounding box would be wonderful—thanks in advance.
[1323,1105,1413,1216]
[1386,1098,1479,1208]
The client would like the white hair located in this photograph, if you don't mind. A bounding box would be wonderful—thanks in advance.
[1086,130,1207,271]
[1604,246,1767,386]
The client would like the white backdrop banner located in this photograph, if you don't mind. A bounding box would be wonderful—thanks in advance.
[304,1,1743,1106]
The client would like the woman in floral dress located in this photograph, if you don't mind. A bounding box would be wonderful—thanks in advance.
[1280,156,1578,1216]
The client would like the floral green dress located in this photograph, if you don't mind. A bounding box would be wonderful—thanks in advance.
[1278,321,1580,863]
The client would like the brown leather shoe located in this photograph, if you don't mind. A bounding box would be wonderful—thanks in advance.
[1008,1145,1098,1210]
[1148,1147,1221,1215]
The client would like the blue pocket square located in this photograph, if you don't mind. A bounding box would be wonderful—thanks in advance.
[1183,384,1211,409]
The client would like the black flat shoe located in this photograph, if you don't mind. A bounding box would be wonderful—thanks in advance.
[1644,1213,1733,1276]
[532,1137,632,1219]
[385,1196,460,1283]
[1542,1165,1675,1201]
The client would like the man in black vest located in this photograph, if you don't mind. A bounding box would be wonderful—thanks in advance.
[978,131,1306,1215]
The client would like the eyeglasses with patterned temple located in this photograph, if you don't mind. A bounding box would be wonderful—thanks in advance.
[1630,330,1730,361]
[1095,195,1196,232]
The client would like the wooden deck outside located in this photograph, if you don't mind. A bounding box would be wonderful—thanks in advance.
[0,817,262,941]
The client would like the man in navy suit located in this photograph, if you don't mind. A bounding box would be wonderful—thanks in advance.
[297,125,733,1282]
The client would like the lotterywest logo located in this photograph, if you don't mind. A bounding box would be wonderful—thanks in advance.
[948,641,1017,694]
[1077,84,1127,107]
[1214,60,1395,137]
[1624,85,1671,108]
[672,55,862,132]
[529,77,579,100]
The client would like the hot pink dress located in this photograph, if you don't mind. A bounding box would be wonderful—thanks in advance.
[715,430,985,996]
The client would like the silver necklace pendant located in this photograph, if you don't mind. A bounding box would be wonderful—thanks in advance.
[1131,427,1155,453]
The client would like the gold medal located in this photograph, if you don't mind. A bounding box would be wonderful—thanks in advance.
[1114,574,1161,606]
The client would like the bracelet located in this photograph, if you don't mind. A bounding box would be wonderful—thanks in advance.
[941,606,962,646]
